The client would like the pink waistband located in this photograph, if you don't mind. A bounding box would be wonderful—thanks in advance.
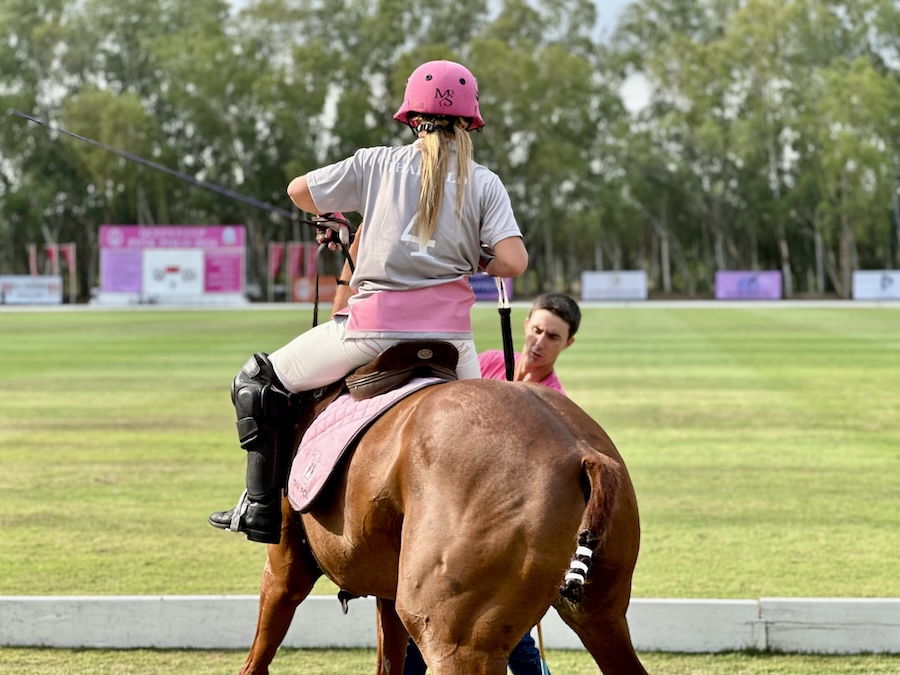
[346,280,475,333]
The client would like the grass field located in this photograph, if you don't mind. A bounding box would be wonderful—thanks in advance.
[2,304,899,673]
[0,304,898,600]
[1,647,899,674]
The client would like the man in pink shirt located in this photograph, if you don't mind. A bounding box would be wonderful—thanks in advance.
[478,292,580,394]
[404,292,581,675]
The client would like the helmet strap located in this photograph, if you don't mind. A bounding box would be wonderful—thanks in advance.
[409,116,459,136]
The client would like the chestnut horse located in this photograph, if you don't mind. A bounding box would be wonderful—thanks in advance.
[238,378,647,675]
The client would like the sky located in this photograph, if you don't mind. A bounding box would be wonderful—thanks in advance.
[228,1,637,38]
[596,0,636,37]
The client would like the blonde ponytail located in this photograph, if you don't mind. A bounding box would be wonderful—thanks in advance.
[413,116,473,243]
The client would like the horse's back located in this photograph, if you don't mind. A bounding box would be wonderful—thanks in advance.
[303,380,591,588]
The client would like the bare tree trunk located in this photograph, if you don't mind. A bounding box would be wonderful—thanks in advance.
[814,228,825,294]
[715,228,728,270]
[777,225,793,298]
[766,111,793,298]
[749,230,759,269]
[647,200,672,293]
[839,215,856,300]
[893,175,900,268]
[542,223,554,292]
[136,184,155,225]
[609,236,623,271]
[823,244,843,298]
[835,171,857,300]
[660,232,672,293]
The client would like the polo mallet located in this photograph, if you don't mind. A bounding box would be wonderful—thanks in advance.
[536,621,550,675]
[494,276,515,381]
[9,110,296,221]
[494,276,550,674]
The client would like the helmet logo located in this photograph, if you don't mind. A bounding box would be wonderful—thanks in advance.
[434,88,455,107]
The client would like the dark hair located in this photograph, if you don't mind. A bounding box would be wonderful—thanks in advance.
[528,293,581,339]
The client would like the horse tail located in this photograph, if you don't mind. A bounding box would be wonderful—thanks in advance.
[559,452,623,603]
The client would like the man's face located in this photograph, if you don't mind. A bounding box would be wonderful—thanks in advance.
[521,308,574,369]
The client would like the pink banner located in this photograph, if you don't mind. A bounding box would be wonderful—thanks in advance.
[304,243,319,278]
[287,242,305,280]
[99,225,245,295]
[268,243,285,280]
[60,243,76,269]
[43,243,60,275]
[100,225,245,249]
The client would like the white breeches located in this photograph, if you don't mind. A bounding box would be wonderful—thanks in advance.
[268,317,481,394]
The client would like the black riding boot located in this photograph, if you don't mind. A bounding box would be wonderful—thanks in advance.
[209,353,294,544]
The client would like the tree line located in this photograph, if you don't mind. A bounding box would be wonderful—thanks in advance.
[1,0,898,299]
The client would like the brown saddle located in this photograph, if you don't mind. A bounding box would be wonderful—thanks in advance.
[345,340,459,401]
[302,339,460,423]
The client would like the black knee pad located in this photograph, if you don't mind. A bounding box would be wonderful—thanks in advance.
[232,353,291,450]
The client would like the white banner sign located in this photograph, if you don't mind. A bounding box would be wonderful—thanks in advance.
[852,271,900,300]
[0,276,63,305]
[581,271,648,301]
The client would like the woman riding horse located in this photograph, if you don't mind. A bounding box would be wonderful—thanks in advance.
[209,60,528,543]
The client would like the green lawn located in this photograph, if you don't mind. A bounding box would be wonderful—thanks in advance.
[1,647,899,675]
[0,305,898,599]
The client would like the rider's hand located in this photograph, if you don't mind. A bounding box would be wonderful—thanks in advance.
[315,212,350,251]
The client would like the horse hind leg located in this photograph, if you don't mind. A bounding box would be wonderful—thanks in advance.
[375,598,411,675]
[556,596,648,675]
[240,503,322,675]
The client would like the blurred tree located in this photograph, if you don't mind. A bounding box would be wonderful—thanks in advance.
[1,0,899,299]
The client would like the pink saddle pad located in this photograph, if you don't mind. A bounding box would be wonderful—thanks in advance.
[288,377,445,513]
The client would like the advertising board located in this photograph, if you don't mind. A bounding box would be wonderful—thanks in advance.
[715,271,782,300]
[852,271,900,300]
[0,276,63,304]
[96,225,246,305]
[580,271,648,301]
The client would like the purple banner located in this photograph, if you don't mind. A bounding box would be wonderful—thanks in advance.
[101,249,143,293]
[468,273,514,301]
[715,271,783,300]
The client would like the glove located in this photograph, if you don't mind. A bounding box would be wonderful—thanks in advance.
[314,212,351,250]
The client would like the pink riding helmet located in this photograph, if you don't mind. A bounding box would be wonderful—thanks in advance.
[393,60,485,131]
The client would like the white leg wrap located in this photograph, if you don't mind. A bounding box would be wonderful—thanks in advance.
[569,560,589,574]
[575,545,593,558]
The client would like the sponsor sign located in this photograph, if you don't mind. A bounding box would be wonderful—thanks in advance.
[715,271,782,300]
[468,274,514,301]
[0,275,63,304]
[852,270,900,300]
[581,271,648,301]
[98,225,246,303]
